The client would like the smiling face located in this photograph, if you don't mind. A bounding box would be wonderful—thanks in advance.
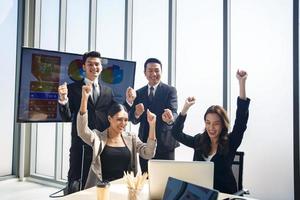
[205,113,223,141]
[203,105,230,143]
[108,110,129,134]
[144,62,162,86]
[83,57,102,81]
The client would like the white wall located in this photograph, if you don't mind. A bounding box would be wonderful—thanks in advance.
[231,1,294,199]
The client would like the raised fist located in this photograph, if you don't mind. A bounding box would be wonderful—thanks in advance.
[135,103,145,118]
[58,82,68,101]
[126,87,136,104]
[162,109,174,124]
[147,109,156,125]
[181,96,196,115]
[82,84,92,99]
[236,69,248,81]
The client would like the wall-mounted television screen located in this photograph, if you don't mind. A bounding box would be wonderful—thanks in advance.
[17,47,136,122]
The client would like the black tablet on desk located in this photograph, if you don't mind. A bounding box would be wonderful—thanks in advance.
[162,177,219,200]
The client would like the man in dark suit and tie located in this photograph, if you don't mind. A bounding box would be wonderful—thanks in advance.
[58,51,115,194]
[125,58,179,173]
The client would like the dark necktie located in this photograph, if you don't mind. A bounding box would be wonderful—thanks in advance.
[149,86,154,102]
[92,83,99,103]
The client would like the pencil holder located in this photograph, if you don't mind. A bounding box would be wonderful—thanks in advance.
[128,187,142,200]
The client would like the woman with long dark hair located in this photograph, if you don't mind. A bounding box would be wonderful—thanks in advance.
[171,70,250,194]
[77,84,157,189]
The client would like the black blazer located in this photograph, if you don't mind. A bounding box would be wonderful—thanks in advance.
[127,82,179,153]
[59,79,115,146]
[171,97,250,194]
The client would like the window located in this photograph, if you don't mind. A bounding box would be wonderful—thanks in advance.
[96,0,125,59]
[231,1,293,199]
[32,0,60,178]
[0,0,18,176]
[66,0,89,53]
[175,0,223,160]
[132,0,169,88]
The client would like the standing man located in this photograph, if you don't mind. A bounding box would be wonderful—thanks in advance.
[125,58,179,173]
[58,51,115,194]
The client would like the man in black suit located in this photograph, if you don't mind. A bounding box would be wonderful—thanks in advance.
[125,58,179,173]
[58,51,115,194]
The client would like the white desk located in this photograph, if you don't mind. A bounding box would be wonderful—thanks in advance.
[60,179,258,200]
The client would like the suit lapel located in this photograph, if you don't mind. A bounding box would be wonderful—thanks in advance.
[94,84,104,106]
[138,86,148,103]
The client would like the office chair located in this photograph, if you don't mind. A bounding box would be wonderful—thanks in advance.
[232,151,250,196]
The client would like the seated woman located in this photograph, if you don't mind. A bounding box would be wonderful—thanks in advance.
[77,84,157,189]
[171,70,250,194]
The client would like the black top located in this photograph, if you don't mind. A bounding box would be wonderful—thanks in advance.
[171,97,250,194]
[100,145,131,182]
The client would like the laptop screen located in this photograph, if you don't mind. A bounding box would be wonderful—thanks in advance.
[148,160,214,200]
[163,177,218,200]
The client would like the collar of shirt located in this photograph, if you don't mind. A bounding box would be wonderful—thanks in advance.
[84,77,99,86]
[202,152,216,161]
[84,78,100,95]
[147,82,159,95]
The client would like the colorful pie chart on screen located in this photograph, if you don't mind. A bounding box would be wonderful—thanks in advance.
[101,64,123,84]
[68,59,84,81]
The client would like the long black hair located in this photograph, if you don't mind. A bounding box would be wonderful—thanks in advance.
[199,105,230,157]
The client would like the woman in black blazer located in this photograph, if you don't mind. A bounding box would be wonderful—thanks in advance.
[171,70,250,194]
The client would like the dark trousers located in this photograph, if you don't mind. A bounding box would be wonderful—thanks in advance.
[68,144,92,190]
[139,151,175,173]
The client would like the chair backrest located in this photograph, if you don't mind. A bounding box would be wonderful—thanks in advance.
[232,151,244,191]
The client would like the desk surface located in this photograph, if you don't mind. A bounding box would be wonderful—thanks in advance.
[60,179,258,200]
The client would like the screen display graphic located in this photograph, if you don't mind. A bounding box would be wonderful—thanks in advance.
[17,47,136,122]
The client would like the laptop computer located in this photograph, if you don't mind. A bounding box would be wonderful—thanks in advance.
[148,160,214,200]
[162,176,218,200]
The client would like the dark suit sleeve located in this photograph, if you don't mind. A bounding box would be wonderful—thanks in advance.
[129,109,142,125]
[59,102,72,121]
[171,113,195,148]
[58,84,75,122]
[93,87,116,131]
[123,100,132,114]
[165,86,178,124]
[229,97,250,150]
